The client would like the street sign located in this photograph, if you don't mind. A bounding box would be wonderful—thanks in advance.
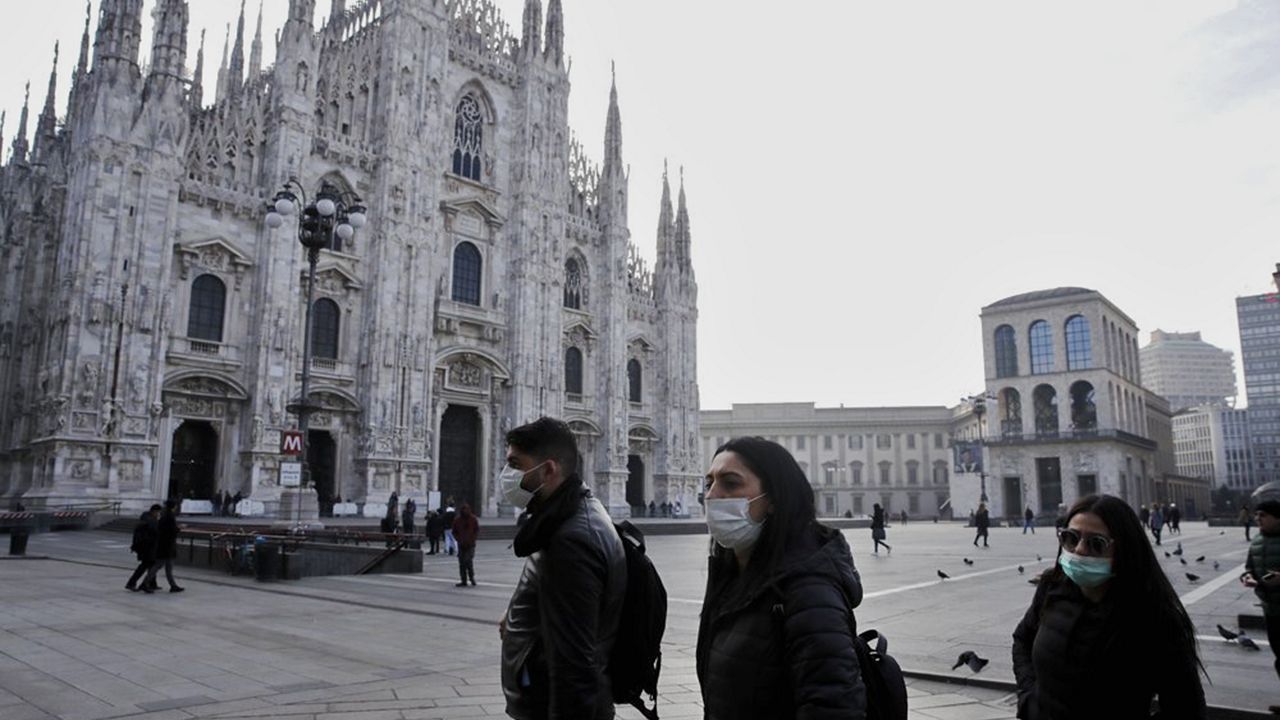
[280,461,302,488]
[281,430,303,456]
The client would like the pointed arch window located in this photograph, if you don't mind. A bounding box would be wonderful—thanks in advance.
[187,274,226,342]
[627,358,642,403]
[452,242,482,306]
[1029,320,1054,374]
[1065,315,1092,370]
[452,95,484,182]
[565,347,584,396]
[564,257,585,309]
[995,325,1018,378]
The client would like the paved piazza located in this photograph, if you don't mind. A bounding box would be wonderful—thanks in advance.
[1,521,1275,719]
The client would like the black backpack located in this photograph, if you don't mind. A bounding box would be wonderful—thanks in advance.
[607,520,667,720]
[852,628,908,720]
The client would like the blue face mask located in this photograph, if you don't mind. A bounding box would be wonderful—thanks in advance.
[1058,549,1113,589]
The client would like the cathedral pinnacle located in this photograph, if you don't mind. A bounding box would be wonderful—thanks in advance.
[603,63,622,173]
[545,0,564,66]
[191,29,206,110]
[216,24,230,103]
[656,159,676,271]
[522,0,542,57]
[228,0,247,98]
[70,2,90,107]
[148,0,190,83]
[93,0,144,71]
[248,1,264,79]
[33,43,59,162]
[12,82,30,165]
[676,168,692,270]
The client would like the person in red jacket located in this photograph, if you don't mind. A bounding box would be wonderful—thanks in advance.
[452,503,480,587]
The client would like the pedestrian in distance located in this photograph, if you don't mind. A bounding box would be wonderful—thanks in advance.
[380,508,398,548]
[973,502,991,548]
[1241,490,1280,688]
[870,503,891,555]
[1168,503,1181,535]
[1150,503,1165,546]
[1023,506,1036,534]
[442,497,458,555]
[900,509,909,525]
[498,417,626,719]
[648,499,656,518]
[425,510,443,554]
[230,491,243,517]
[698,436,866,719]
[1012,494,1205,719]
[151,500,184,593]
[1139,504,1150,526]
[453,503,480,586]
[1241,503,1254,541]
[402,497,417,537]
[125,505,161,593]
[211,491,222,518]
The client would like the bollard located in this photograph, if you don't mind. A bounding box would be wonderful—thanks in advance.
[9,530,29,556]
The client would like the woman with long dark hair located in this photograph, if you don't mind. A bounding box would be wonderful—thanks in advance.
[1011,494,1205,719]
[696,436,866,719]
[871,502,891,554]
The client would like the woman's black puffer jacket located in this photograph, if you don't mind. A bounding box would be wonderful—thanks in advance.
[696,525,866,720]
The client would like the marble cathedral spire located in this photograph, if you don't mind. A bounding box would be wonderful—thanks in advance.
[248,1,264,79]
[11,83,30,165]
[33,43,59,161]
[522,0,541,57]
[544,0,563,65]
[216,24,230,103]
[228,0,247,97]
[190,29,206,110]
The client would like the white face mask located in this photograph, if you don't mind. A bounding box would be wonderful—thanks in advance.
[499,460,548,509]
[705,493,768,552]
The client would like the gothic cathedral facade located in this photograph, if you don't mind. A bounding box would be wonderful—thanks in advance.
[0,0,701,518]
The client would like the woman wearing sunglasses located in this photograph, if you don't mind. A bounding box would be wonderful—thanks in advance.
[697,437,866,719]
[1011,494,1205,719]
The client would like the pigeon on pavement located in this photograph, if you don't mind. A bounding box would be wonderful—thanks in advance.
[1164,551,1171,558]
[1195,556,1205,563]
[1018,565,1025,574]
[1185,573,1200,582]
[963,558,974,566]
[937,570,950,580]
[1037,555,1043,562]
[1213,561,1220,571]
[1180,558,1187,565]
[1239,635,1261,650]
[1172,544,1183,556]
[1217,624,1239,641]
[952,650,989,673]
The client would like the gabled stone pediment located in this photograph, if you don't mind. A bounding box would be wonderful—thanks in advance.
[563,319,598,350]
[440,197,505,237]
[627,334,656,356]
[175,237,255,288]
[302,263,363,294]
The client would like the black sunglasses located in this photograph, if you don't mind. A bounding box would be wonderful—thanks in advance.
[1057,528,1113,556]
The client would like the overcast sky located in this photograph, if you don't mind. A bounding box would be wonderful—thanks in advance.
[1,1,1276,411]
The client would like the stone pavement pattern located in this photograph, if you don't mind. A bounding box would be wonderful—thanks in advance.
[2,521,1274,718]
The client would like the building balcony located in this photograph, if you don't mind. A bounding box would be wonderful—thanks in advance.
[986,427,1157,451]
[297,356,356,381]
[167,336,242,369]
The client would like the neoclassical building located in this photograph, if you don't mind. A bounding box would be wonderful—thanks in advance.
[958,288,1158,518]
[0,0,701,517]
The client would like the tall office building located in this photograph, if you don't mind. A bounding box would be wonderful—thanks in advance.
[1237,284,1280,486]
[1139,330,1236,411]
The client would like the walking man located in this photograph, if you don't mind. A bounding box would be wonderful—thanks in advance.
[1168,503,1181,535]
[1241,495,1280,706]
[1022,506,1035,534]
[150,500,184,593]
[125,505,161,593]
[402,497,417,537]
[973,502,991,548]
[443,498,458,555]
[1150,502,1166,546]
[426,510,443,554]
[453,503,480,587]
[498,417,626,719]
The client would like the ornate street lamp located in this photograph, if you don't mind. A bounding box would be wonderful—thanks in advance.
[264,179,367,522]
[963,394,993,504]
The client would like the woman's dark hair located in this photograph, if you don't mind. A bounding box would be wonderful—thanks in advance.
[1048,494,1202,673]
[709,436,816,580]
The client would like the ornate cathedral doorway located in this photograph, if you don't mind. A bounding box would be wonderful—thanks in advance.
[438,405,480,511]
[627,455,645,514]
[169,421,218,501]
[308,430,337,516]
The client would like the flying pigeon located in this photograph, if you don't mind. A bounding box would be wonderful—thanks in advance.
[1195,556,1205,563]
[1213,561,1220,571]
[963,558,974,566]
[1185,573,1200,582]
[951,650,989,673]
[1239,635,1261,651]
[1217,624,1239,641]
[1018,565,1025,574]
[937,570,950,580]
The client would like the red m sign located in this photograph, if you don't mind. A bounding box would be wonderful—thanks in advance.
[281,431,303,456]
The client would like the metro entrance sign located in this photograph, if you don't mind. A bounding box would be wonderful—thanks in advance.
[281,430,303,456]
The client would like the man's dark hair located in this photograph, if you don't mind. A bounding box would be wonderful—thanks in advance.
[506,417,579,477]
[164,499,176,511]
[149,503,163,512]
